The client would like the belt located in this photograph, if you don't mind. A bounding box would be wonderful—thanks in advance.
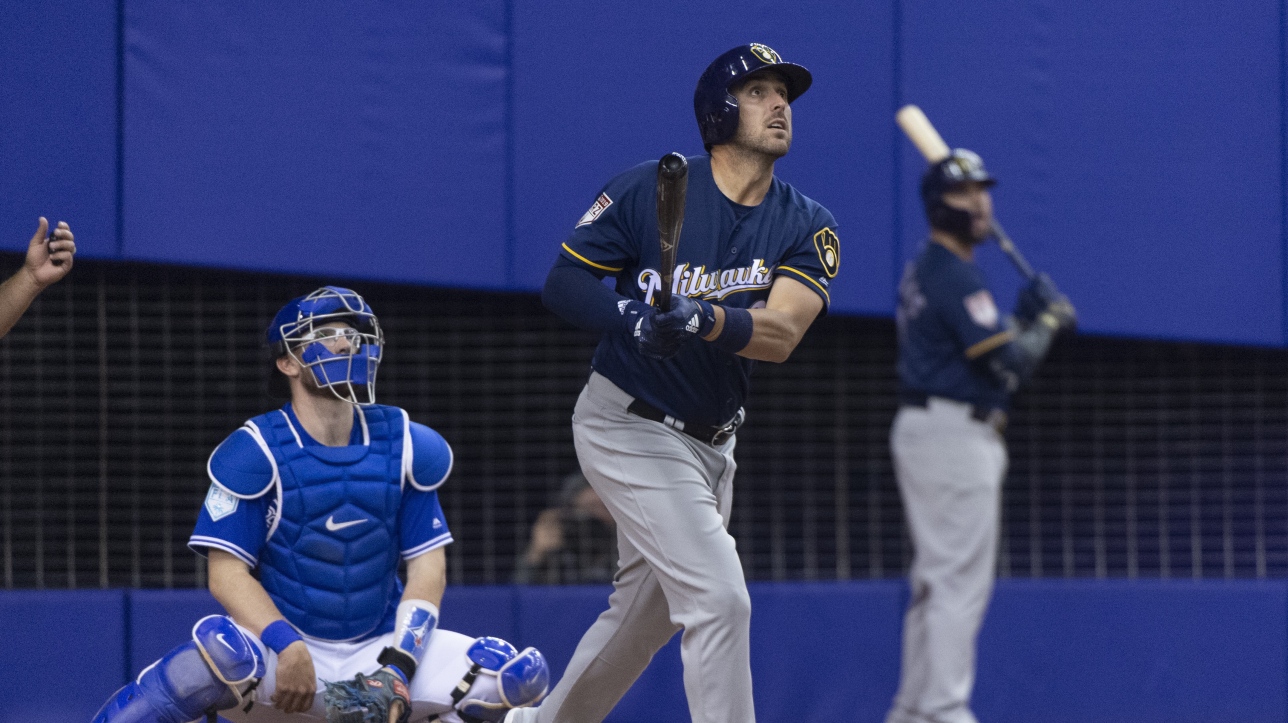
[626,398,744,446]
[899,390,1008,432]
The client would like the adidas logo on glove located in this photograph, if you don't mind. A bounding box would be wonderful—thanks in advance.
[685,313,701,334]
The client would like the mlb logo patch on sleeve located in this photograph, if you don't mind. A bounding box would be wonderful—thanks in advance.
[963,289,999,329]
[576,193,613,228]
[205,485,239,521]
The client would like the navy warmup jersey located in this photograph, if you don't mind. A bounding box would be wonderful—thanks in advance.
[896,242,1014,410]
[562,155,839,427]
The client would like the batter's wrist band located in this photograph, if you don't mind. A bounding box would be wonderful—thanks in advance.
[260,620,303,654]
[709,306,753,353]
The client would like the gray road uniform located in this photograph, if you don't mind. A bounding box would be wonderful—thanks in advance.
[524,43,838,723]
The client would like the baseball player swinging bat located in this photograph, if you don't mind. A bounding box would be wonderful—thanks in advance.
[655,152,689,311]
[896,105,1036,281]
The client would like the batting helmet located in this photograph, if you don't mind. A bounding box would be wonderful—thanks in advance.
[920,149,997,240]
[694,44,812,150]
[265,286,384,405]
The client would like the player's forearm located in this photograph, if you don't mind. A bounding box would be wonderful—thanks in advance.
[0,268,44,339]
[402,546,447,608]
[542,259,629,332]
[208,550,289,635]
[739,307,808,362]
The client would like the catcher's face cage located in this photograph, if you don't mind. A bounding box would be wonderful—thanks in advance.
[275,287,384,406]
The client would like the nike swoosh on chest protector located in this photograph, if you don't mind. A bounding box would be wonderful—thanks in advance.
[326,515,368,532]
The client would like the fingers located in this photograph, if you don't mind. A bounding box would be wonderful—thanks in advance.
[27,217,49,249]
[272,683,316,713]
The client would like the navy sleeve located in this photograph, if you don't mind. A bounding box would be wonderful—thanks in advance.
[400,489,452,559]
[923,260,1014,360]
[559,162,652,275]
[542,258,638,333]
[775,207,839,311]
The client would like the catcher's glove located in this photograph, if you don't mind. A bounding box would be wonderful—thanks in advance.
[323,668,411,723]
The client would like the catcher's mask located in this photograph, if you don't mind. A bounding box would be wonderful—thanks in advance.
[266,286,383,405]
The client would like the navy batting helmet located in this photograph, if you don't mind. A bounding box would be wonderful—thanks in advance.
[920,149,997,240]
[694,44,812,150]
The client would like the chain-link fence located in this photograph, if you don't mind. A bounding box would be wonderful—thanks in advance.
[1,254,1284,588]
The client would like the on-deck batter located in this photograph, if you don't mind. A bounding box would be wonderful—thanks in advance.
[517,44,839,723]
[91,286,549,723]
[887,150,1076,723]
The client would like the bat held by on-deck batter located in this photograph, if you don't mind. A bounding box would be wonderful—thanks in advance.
[895,105,1036,282]
[655,152,689,312]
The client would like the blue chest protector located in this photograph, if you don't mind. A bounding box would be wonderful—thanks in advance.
[250,405,406,641]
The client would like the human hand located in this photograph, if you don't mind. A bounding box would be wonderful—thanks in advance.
[24,218,75,288]
[273,640,318,713]
[635,296,715,360]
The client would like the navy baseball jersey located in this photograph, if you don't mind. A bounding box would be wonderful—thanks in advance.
[188,402,453,640]
[896,241,1014,410]
[562,155,839,426]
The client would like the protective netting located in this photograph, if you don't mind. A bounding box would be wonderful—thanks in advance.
[1,255,1284,587]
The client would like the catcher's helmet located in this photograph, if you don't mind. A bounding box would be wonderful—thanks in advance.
[920,149,997,239]
[266,286,384,405]
[694,43,812,150]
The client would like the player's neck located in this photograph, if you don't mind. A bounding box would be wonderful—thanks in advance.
[930,230,975,262]
[289,390,355,446]
[709,146,775,206]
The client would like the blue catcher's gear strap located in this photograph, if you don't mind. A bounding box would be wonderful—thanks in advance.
[377,599,440,681]
[259,619,303,655]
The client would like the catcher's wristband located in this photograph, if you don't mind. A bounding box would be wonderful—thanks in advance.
[260,620,303,654]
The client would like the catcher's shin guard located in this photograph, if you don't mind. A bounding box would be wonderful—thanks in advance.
[91,615,264,723]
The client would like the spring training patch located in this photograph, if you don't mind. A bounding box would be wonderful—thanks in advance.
[576,193,613,228]
[963,289,999,329]
[205,484,239,521]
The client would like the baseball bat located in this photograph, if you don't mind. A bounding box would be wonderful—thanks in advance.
[895,105,1037,281]
[655,152,689,312]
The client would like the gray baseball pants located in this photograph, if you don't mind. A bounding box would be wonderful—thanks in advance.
[886,397,1007,723]
[512,371,752,723]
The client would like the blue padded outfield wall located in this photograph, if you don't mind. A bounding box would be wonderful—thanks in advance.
[1,581,1284,723]
[2,1,1286,344]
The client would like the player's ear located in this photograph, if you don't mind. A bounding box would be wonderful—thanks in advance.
[275,354,300,378]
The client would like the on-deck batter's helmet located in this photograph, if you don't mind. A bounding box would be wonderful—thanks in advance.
[920,149,997,241]
[265,286,384,405]
[694,43,812,150]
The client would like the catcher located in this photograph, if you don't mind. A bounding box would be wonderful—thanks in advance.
[90,287,549,723]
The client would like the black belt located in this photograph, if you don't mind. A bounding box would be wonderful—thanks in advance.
[899,390,1007,432]
[627,399,744,446]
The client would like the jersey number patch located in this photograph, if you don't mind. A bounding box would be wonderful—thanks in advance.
[576,193,613,228]
[813,228,840,278]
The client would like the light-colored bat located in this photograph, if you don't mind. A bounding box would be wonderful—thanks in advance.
[895,105,1036,280]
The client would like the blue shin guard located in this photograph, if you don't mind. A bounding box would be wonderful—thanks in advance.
[92,615,264,723]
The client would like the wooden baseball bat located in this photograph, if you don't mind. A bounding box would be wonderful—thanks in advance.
[895,105,1036,281]
[655,152,688,312]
